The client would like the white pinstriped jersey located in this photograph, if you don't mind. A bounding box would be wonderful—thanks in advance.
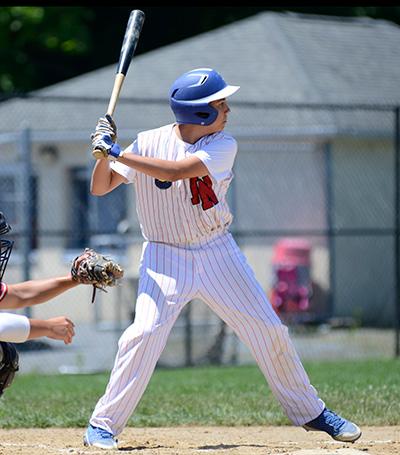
[111,124,237,245]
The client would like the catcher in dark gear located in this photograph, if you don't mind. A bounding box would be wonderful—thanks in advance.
[0,341,19,396]
[0,210,123,395]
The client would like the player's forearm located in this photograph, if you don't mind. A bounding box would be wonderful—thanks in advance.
[118,153,180,181]
[91,159,114,194]
[5,276,78,310]
[117,153,207,181]
[27,319,54,340]
[29,317,75,344]
[27,317,74,344]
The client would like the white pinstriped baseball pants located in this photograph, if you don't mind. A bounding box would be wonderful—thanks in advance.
[90,232,325,436]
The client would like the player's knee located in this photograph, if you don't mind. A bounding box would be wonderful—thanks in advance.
[117,319,161,348]
[250,307,284,329]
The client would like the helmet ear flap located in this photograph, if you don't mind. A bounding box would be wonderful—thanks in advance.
[169,98,218,126]
[194,111,211,120]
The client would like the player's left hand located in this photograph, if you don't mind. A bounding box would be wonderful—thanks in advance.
[91,114,121,160]
[91,114,117,143]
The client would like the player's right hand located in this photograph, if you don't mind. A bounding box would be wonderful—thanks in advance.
[91,134,113,153]
[46,316,75,345]
[91,134,122,161]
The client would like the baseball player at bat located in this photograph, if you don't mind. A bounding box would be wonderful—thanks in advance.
[86,68,361,450]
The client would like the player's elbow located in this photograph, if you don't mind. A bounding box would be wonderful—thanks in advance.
[5,287,30,309]
[167,170,182,182]
[90,187,107,196]
[166,164,194,181]
[90,170,124,195]
[90,182,111,196]
[156,166,181,182]
[167,156,208,181]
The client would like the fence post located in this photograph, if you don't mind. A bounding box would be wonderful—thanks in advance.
[395,107,400,357]
[184,304,193,366]
[19,127,33,318]
[324,140,335,320]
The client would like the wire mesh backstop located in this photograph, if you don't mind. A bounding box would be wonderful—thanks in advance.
[0,94,399,373]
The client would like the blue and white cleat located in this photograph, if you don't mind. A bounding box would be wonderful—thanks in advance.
[83,424,118,450]
[303,408,362,442]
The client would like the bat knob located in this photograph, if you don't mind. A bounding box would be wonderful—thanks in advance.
[92,149,107,160]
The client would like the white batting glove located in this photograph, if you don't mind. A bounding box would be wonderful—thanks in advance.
[91,114,117,143]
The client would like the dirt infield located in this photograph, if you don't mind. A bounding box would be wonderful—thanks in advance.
[0,426,398,454]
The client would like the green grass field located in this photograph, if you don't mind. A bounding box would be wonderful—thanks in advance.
[0,359,398,428]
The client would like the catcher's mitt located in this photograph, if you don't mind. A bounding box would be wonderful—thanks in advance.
[71,248,124,303]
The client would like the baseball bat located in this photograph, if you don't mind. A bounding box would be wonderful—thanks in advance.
[92,9,145,159]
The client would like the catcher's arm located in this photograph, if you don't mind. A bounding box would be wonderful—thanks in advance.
[0,313,74,345]
[0,315,74,397]
[3,277,79,310]
[28,317,75,345]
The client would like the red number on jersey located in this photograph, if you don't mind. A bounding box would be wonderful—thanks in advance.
[190,176,219,210]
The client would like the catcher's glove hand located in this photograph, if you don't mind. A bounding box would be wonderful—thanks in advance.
[71,248,124,303]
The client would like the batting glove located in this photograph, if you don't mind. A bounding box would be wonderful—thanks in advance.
[91,114,117,143]
[92,134,122,160]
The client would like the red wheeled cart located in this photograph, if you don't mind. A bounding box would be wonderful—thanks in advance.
[270,238,313,324]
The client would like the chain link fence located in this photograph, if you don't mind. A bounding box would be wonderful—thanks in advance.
[0,94,399,373]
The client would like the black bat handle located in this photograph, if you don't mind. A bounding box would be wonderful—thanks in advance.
[117,9,145,75]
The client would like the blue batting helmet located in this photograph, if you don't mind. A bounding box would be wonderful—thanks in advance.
[169,68,240,126]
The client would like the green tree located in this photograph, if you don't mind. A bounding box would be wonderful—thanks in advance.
[0,6,93,93]
[1,6,400,94]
